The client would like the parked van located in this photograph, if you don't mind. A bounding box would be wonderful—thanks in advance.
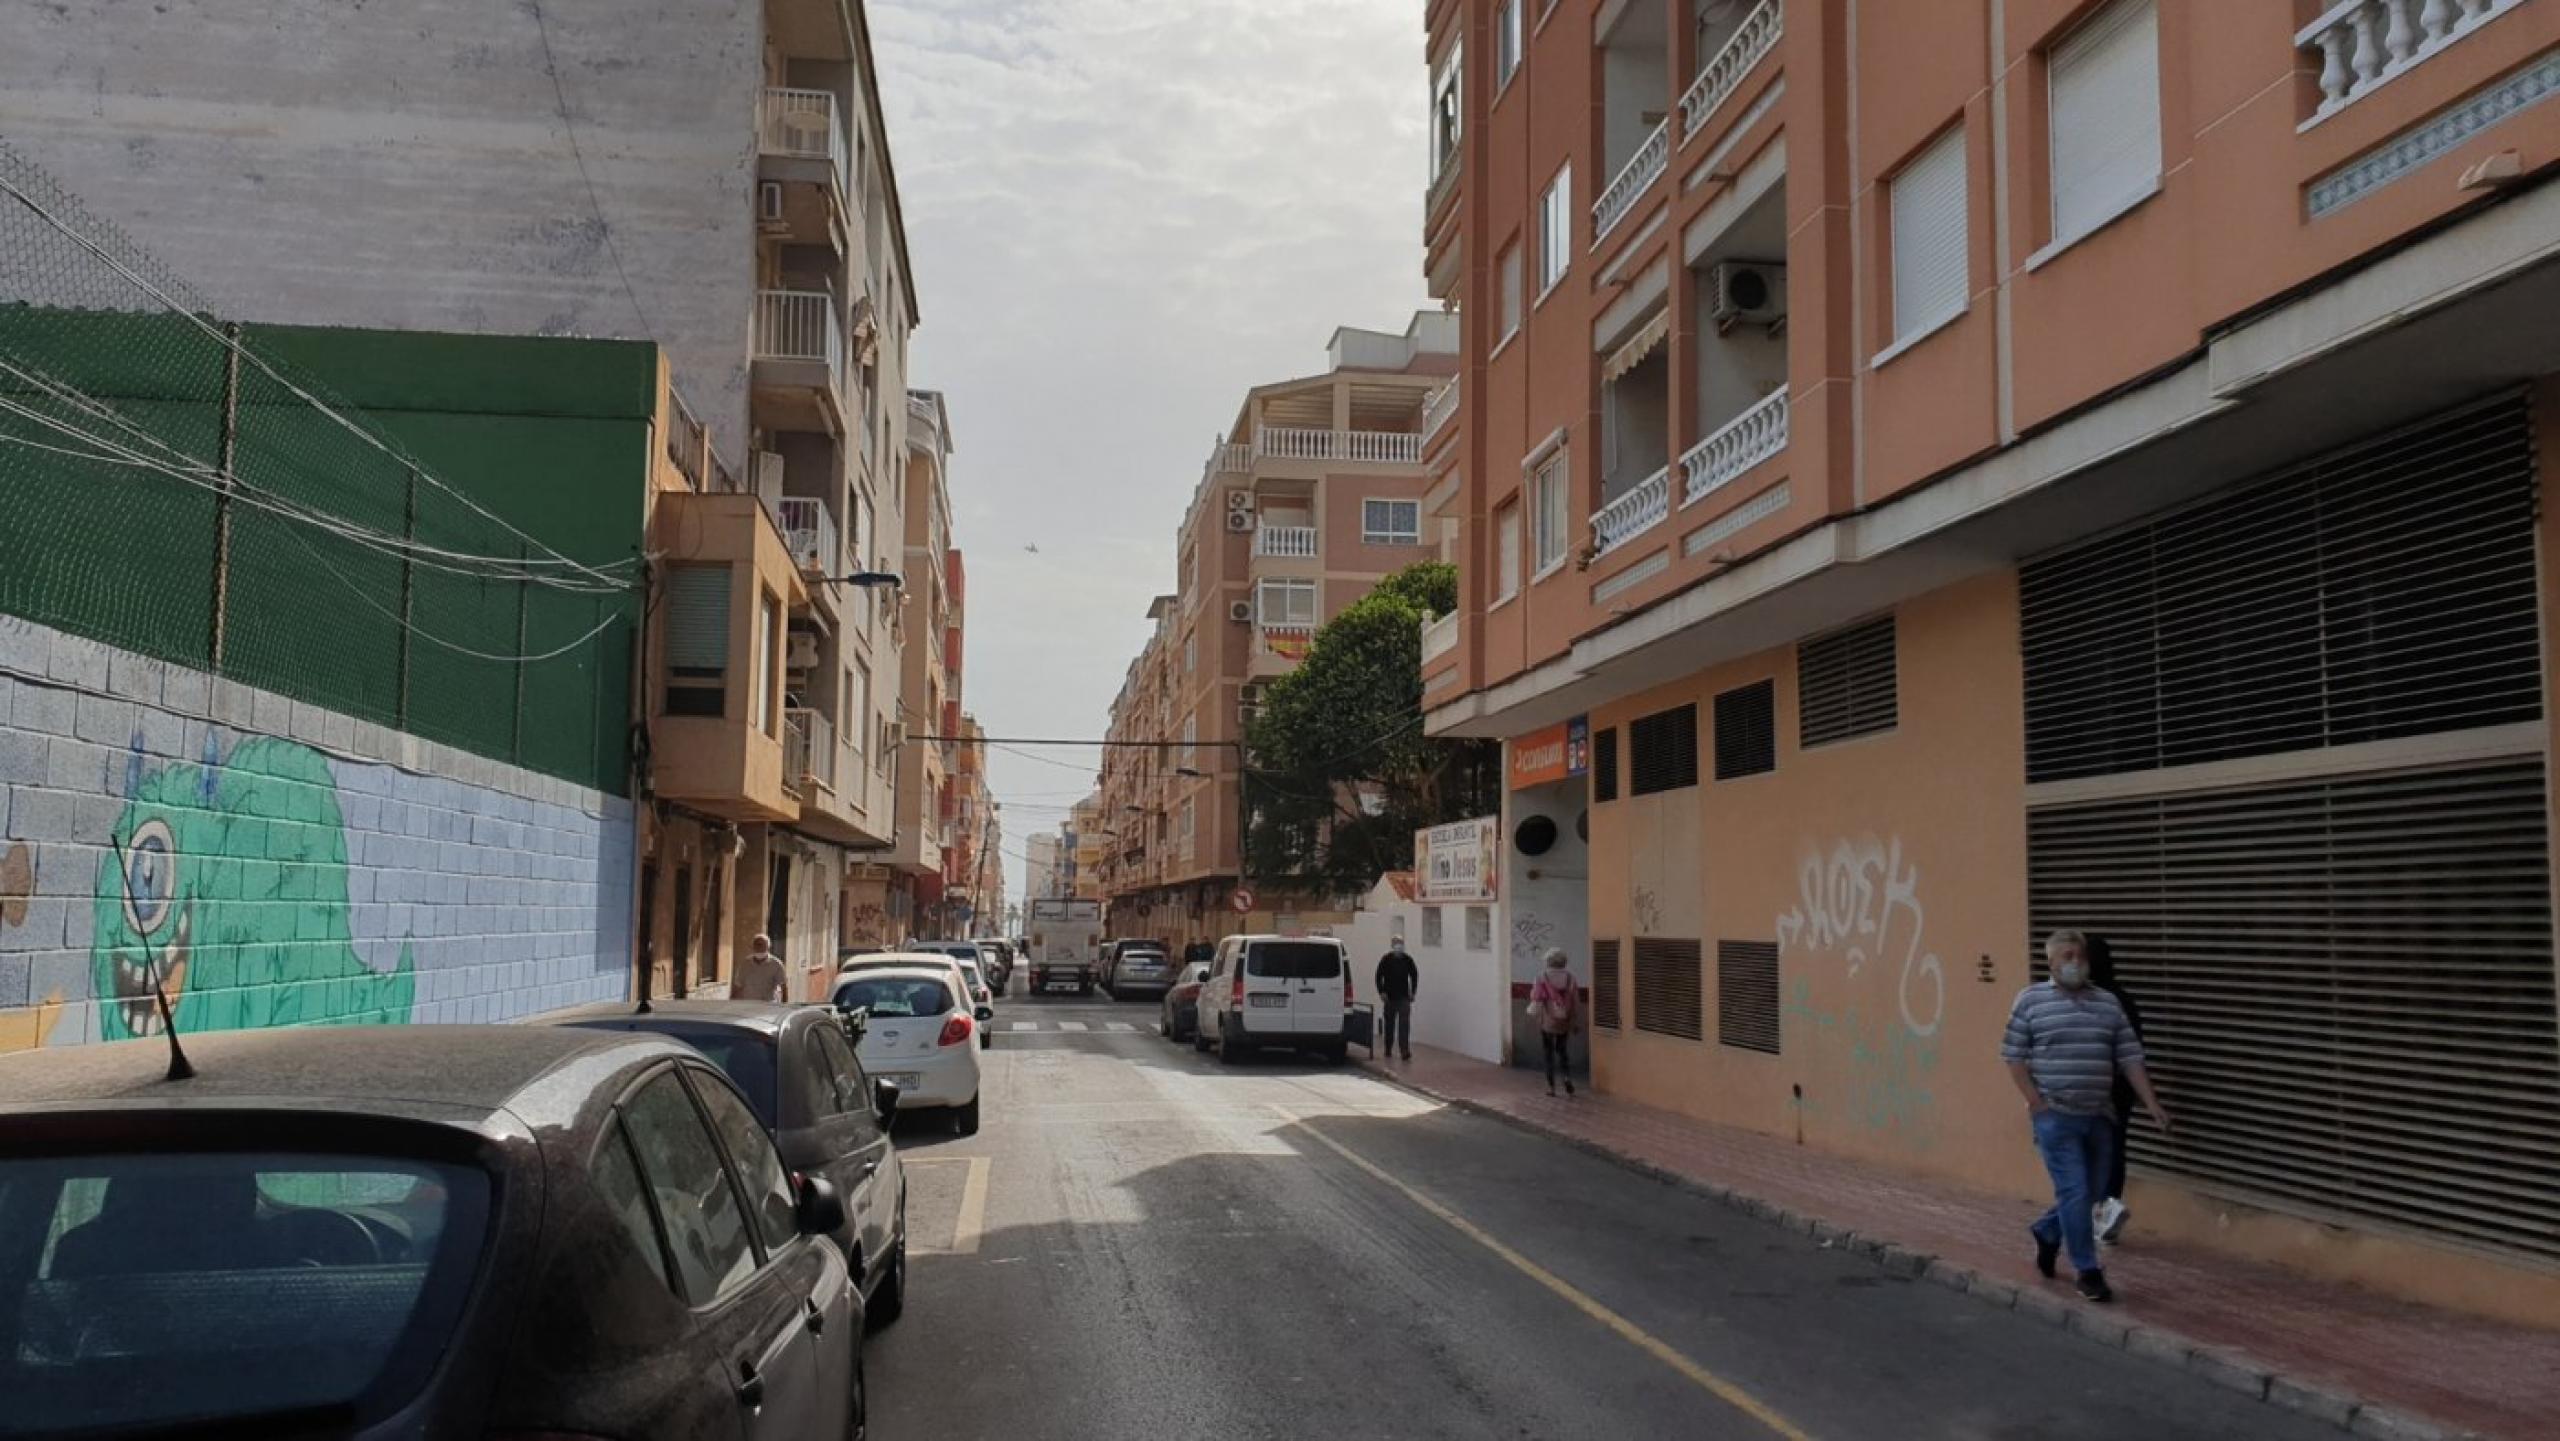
[1198,934,1351,1065]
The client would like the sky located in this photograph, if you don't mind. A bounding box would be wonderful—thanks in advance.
[868,0,1433,913]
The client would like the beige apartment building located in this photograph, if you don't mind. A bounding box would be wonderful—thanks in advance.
[862,390,960,942]
[1419,0,2560,1318]
[1096,316,1459,950]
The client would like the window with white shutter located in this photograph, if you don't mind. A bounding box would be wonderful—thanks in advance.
[1886,126,1968,351]
[2046,0,2160,249]
[664,565,730,717]
[1538,164,1573,295]
[1495,0,1522,88]
[1531,452,1569,573]
[1494,504,1522,602]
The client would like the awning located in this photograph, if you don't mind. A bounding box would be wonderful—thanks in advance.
[1601,309,1669,383]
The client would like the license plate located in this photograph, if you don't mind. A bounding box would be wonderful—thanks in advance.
[884,1073,921,1088]
[1249,993,1288,1008]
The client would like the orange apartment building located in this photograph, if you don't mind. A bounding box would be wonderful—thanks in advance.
[871,390,959,942]
[1419,0,2560,1318]
[1096,317,1461,950]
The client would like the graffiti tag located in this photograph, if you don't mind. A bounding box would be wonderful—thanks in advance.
[1775,835,1943,1038]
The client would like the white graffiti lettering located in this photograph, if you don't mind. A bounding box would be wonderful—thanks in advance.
[1775,835,1944,1038]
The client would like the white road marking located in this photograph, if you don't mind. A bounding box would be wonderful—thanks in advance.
[1009,1021,1038,1031]
[1056,1021,1089,1032]
[1104,1022,1137,1032]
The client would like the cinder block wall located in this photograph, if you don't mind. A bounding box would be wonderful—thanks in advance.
[0,616,634,1052]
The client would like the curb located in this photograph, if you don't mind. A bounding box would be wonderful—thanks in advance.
[1358,1060,2490,1441]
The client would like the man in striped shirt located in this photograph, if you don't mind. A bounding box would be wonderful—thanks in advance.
[2001,929,2173,1303]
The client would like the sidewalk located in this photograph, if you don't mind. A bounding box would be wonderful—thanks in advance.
[1364,1045,2553,1441]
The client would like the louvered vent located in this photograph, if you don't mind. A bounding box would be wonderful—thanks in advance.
[2020,397,2539,784]
[1631,938,1703,1040]
[1717,940,1781,1054]
[1592,938,1622,1030]
[1798,615,1897,748]
[1714,680,1776,779]
[2026,758,2560,1262]
[1630,704,1699,795]
[1593,727,1620,803]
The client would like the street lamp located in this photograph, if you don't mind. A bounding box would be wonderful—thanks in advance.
[812,570,905,590]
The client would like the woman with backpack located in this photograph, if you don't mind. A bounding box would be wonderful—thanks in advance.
[1529,947,1579,1097]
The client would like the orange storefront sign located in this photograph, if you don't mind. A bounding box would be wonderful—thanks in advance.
[1509,717,1587,790]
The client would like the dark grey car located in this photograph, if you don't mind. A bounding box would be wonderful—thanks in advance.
[535,1000,909,1329]
[0,1025,865,1440]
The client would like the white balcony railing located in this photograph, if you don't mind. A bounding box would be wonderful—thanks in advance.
[788,707,836,791]
[1592,118,1670,246]
[1683,0,1785,141]
[774,497,841,576]
[1420,610,1459,664]
[753,289,845,381]
[1590,466,1672,556]
[1421,380,1460,443]
[1681,388,1790,507]
[1257,623,1318,661]
[758,86,846,184]
[1203,440,1254,480]
[1255,427,1424,465]
[2299,0,2525,124]
[781,711,810,800]
[1254,524,1320,558]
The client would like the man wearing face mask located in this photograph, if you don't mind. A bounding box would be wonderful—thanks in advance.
[2000,929,2172,1303]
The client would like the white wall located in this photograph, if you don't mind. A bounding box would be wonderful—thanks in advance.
[1345,889,1507,1064]
[1504,778,1591,1067]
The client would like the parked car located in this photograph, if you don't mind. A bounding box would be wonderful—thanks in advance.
[1197,933,1353,1064]
[842,950,995,1050]
[0,1025,867,1439]
[909,941,1002,1012]
[1159,961,1212,1042]
[529,999,909,1329]
[1104,945,1175,1001]
[969,937,1017,994]
[831,966,987,1136]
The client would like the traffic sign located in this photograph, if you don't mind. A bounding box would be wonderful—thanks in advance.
[1230,887,1256,914]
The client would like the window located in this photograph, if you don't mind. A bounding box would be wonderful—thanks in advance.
[1629,703,1700,795]
[1246,941,1343,979]
[1363,498,1421,545]
[1464,905,1493,951]
[689,1069,799,1254]
[1497,241,1523,344]
[1430,42,1463,184]
[1797,614,1898,747]
[664,564,730,716]
[752,590,779,735]
[1421,905,1444,947]
[853,659,873,761]
[1257,577,1317,626]
[1184,629,1196,671]
[1537,163,1573,295]
[2046,0,2160,248]
[1495,0,1522,88]
[1887,126,1969,350]
[620,1071,758,1302]
[1714,679,1777,779]
[1591,938,1621,1029]
[1182,713,1198,768]
[1531,451,1569,574]
[1494,504,1523,602]
[592,1122,674,1290]
[1592,726,1619,802]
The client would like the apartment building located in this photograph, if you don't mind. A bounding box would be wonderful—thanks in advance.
[1419,0,2560,1318]
[878,391,960,938]
[1096,317,1459,949]
[1026,833,1065,902]
[1068,793,1108,903]
[0,0,926,1002]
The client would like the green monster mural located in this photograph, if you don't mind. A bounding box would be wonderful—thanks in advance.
[91,735,414,1040]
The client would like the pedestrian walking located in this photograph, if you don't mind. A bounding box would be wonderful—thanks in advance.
[1375,938,1419,1061]
[1529,947,1578,1097]
[2001,929,2172,1303]
[2087,935,2146,1245]
[732,932,788,1003]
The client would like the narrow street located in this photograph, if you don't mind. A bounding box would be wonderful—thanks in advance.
[868,991,2335,1441]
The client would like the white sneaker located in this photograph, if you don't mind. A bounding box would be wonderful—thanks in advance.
[2095,1197,2129,1244]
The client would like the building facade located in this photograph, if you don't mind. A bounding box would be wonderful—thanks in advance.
[1419,0,2560,1320]
[1095,317,1460,950]
[1025,833,1064,904]
[881,392,960,938]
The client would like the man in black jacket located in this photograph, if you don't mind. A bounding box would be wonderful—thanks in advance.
[1375,940,1419,1061]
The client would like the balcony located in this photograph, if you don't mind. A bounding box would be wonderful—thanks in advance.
[759,87,847,180]
[751,289,846,432]
[774,496,841,577]
[1420,610,1459,664]
[789,706,837,792]
[1253,622,1317,674]
[781,711,811,801]
[1680,389,1789,507]
[1421,380,1459,445]
[1257,427,1423,465]
[647,491,810,824]
[1682,0,1784,143]
[2299,0,2528,125]
[665,387,710,491]
[1593,118,1671,246]
[1590,465,1672,557]
[1253,524,1320,559]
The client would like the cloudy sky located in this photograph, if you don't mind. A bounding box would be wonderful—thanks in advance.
[868,0,1432,908]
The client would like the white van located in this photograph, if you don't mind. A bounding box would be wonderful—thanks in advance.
[1197,934,1351,1065]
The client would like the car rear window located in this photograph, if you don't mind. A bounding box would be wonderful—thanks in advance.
[834,976,957,1018]
[1246,942,1344,979]
[579,1022,779,1129]
[0,1152,486,1435]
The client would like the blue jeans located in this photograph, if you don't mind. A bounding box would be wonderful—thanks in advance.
[2028,1108,2116,1275]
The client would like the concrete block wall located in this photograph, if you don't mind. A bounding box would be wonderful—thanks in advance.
[0,615,634,1052]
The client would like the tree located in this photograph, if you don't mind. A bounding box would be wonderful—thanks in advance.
[1241,560,1500,886]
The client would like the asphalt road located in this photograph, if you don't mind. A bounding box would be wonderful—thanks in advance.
[866,991,2336,1441]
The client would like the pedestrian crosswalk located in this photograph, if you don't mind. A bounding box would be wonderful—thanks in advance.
[1005,1019,1144,1033]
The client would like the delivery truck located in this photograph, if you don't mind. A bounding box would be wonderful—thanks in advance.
[1027,898,1103,994]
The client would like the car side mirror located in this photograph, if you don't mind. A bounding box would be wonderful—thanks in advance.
[975,1005,994,1023]
[796,1173,847,1237]
[872,1078,901,1122]
[835,1004,869,1041]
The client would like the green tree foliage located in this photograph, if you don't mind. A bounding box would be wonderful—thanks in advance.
[1242,561,1499,886]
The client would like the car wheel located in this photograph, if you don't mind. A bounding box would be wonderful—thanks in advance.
[952,1096,981,1136]
[866,1230,906,1330]
[1220,1025,1251,1067]
[979,1029,993,1050]
[845,1339,868,1441]
[1191,1023,1210,1052]
[1158,1008,1172,1037]
[1325,1041,1349,1065]
[1078,982,1092,996]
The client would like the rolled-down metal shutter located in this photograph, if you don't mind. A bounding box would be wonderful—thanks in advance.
[1716,940,1781,1054]
[1798,614,1897,748]
[664,565,732,674]
[2027,758,2560,1262]
[1592,938,1622,1030]
[1632,938,1703,1041]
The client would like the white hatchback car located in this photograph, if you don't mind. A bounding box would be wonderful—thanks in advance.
[831,964,988,1135]
[1197,934,1352,1065]
[840,951,992,1050]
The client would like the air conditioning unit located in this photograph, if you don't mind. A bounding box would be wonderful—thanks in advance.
[1238,701,1261,725]
[786,634,820,669]
[1227,600,1255,624]
[1707,261,1787,332]
[1225,510,1254,533]
[757,182,786,224]
[1225,488,1253,515]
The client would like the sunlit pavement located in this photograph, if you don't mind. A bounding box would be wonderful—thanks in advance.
[866,991,2338,1441]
